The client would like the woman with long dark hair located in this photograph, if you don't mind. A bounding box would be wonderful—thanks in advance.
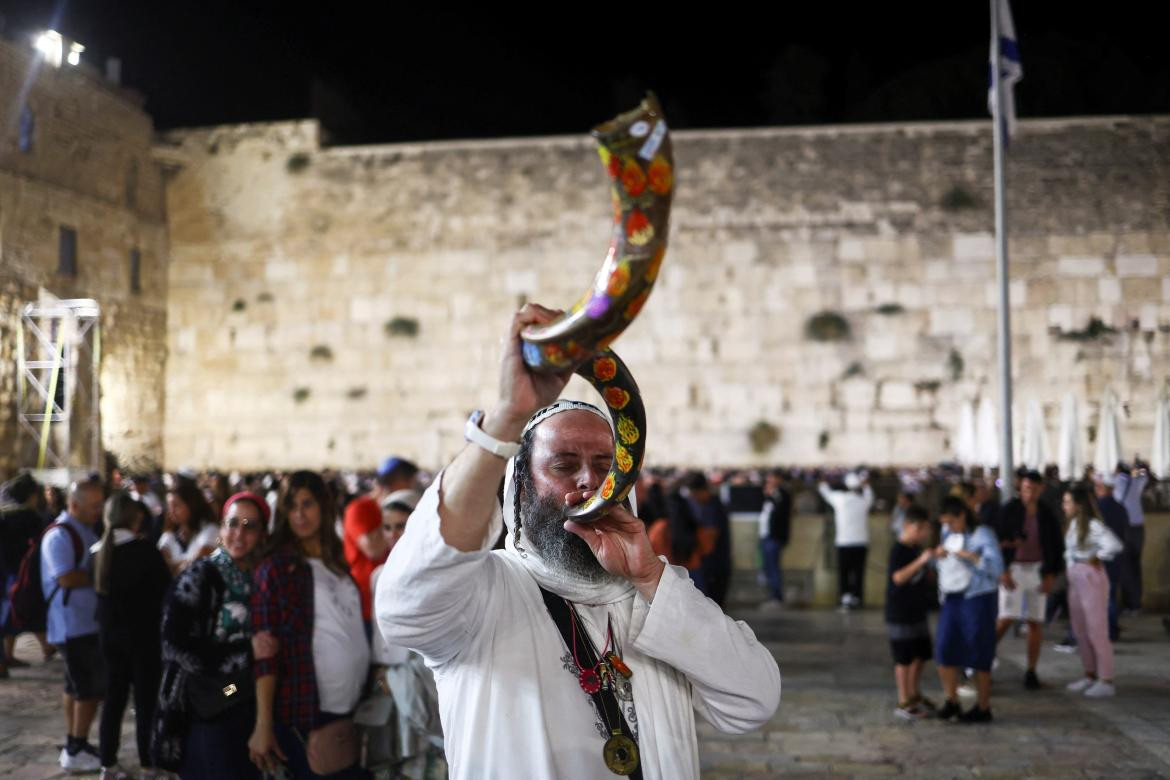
[248,471,370,779]
[159,478,218,575]
[94,492,171,780]
[153,492,271,778]
[1062,486,1124,698]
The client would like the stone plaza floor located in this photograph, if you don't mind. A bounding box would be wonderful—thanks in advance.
[1,609,1167,779]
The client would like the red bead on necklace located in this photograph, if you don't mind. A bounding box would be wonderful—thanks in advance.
[569,606,612,696]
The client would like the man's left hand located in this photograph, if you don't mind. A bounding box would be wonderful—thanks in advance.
[1041,574,1055,595]
[563,490,665,602]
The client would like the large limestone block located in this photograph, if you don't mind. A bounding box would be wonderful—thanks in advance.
[953,233,994,262]
[1098,278,1122,304]
[1116,254,1158,277]
[878,381,920,411]
[928,307,976,336]
[1058,256,1106,277]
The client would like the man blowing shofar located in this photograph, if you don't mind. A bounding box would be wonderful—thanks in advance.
[376,303,781,779]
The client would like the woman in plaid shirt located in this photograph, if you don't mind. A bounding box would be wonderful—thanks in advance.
[248,471,370,778]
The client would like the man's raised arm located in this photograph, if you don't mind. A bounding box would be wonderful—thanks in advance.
[435,303,573,551]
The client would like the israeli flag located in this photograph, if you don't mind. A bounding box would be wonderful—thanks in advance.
[989,0,1023,142]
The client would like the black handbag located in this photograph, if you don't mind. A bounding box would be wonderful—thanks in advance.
[187,669,255,719]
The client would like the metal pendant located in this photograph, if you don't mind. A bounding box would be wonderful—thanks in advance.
[603,733,640,775]
[579,668,601,695]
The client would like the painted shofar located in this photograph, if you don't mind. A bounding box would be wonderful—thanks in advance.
[521,94,673,521]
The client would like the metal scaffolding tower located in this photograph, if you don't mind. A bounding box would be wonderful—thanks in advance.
[16,298,102,481]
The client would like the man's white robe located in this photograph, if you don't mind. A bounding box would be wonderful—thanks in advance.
[376,471,781,779]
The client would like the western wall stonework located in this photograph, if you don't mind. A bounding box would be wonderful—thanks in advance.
[0,38,169,478]
[161,116,1170,470]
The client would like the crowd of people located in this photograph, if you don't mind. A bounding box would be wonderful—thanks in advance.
[872,465,1151,723]
[0,460,442,779]
[0,440,1161,773]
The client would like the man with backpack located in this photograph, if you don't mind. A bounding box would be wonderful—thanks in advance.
[41,479,105,773]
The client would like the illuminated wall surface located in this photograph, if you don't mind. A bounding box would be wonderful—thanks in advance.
[2,37,1169,473]
[159,118,1170,470]
[0,37,168,477]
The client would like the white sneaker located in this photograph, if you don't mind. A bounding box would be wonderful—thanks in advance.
[1083,680,1115,698]
[59,747,101,773]
[1066,677,1095,693]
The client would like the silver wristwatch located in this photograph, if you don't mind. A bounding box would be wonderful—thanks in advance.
[464,410,521,459]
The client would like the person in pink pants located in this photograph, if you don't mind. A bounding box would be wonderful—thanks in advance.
[1061,487,1124,698]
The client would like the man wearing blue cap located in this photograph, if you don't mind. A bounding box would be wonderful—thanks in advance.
[376,457,419,501]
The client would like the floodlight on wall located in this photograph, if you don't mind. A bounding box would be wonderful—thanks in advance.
[32,30,83,67]
[33,30,63,66]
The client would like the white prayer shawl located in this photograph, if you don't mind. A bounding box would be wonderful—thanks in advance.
[376,468,781,780]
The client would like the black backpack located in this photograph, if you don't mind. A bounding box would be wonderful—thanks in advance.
[6,521,83,632]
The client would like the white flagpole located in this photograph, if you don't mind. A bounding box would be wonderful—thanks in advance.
[991,0,1016,501]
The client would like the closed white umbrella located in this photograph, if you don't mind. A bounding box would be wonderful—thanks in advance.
[976,396,999,470]
[1093,389,1123,478]
[1058,393,1085,481]
[955,400,978,467]
[1151,390,1170,479]
[1021,399,1050,470]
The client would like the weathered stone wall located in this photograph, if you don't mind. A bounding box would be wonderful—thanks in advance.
[0,38,169,479]
[161,115,1170,470]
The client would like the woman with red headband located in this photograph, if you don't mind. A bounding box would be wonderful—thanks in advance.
[152,491,272,779]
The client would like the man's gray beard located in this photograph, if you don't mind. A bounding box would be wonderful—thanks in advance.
[520,489,611,583]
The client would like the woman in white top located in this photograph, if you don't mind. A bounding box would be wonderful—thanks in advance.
[158,478,219,576]
[248,470,369,779]
[1062,487,1124,698]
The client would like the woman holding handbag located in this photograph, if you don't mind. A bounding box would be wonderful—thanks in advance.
[248,470,370,779]
[152,492,271,778]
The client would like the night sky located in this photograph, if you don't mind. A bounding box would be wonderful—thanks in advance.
[2,1,1168,144]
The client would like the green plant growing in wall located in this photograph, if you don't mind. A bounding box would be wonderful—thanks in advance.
[940,185,979,211]
[309,345,333,361]
[914,379,942,393]
[748,421,780,454]
[818,430,831,450]
[947,349,964,381]
[346,386,368,400]
[805,311,850,342]
[385,317,420,338]
[231,299,247,312]
[293,387,311,403]
[1057,317,1117,342]
[842,361,865,379]
[286,152,311,173]
[874,303,905,316]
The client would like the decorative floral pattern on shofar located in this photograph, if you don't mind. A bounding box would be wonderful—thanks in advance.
[566,349,646,521]
[559,651,640,742]
[518,95,671,521]
[520,93,672,371]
